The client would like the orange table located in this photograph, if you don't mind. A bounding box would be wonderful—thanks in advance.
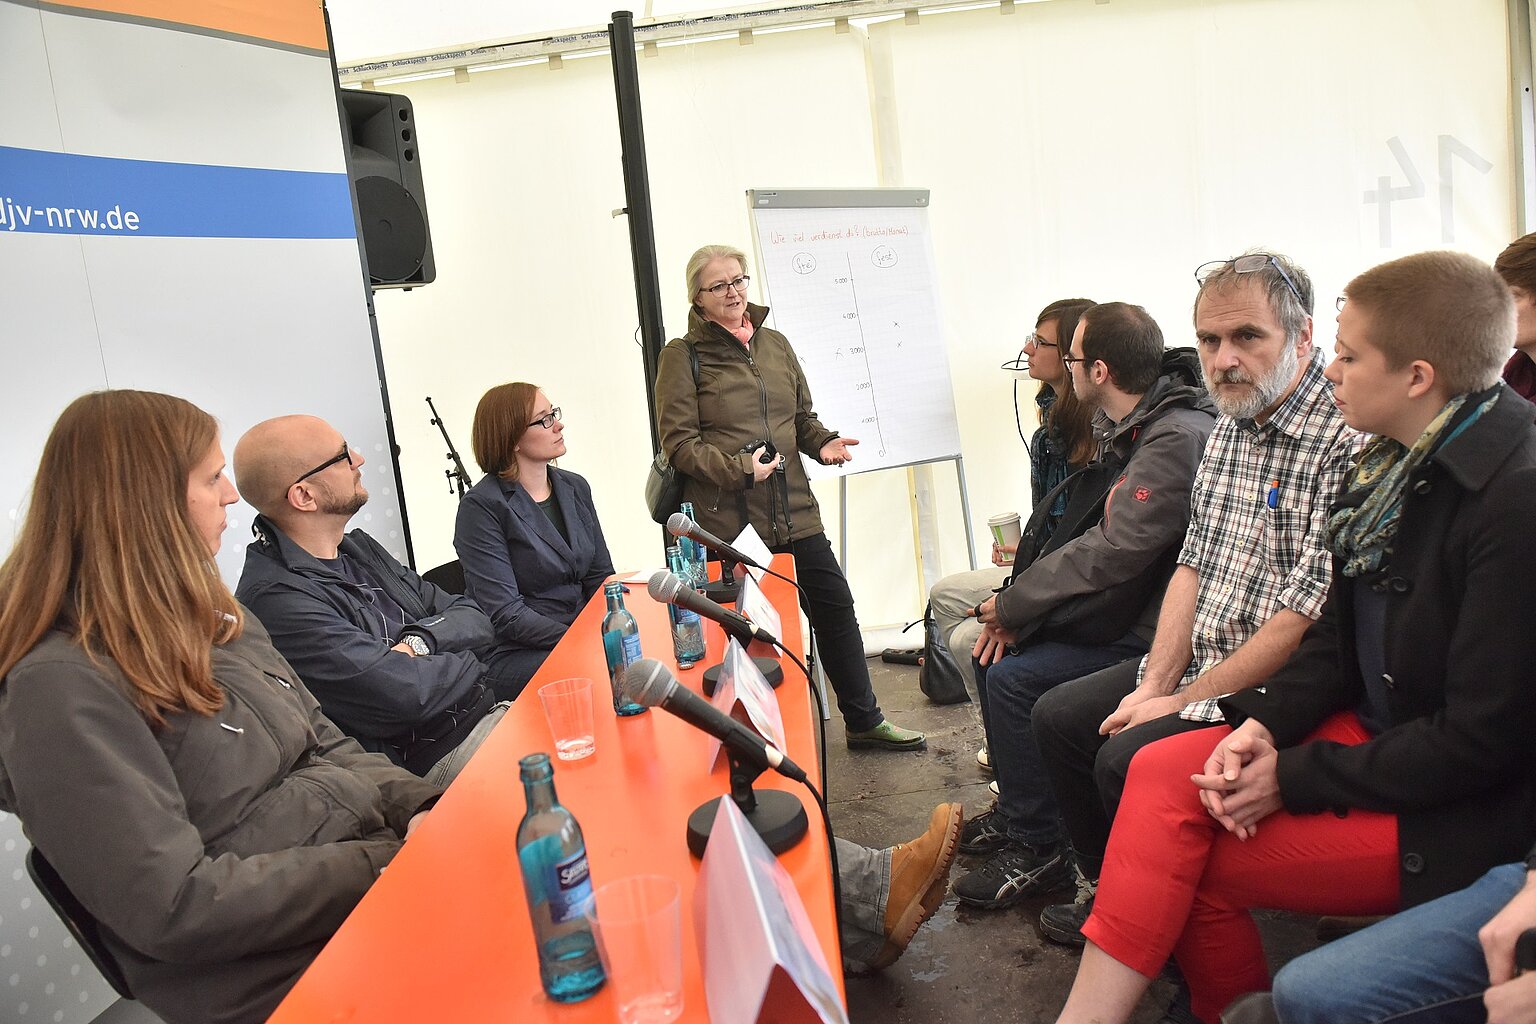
[268,556,843,1022]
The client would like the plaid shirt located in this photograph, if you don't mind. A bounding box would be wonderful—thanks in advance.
[1133,352,1363,722]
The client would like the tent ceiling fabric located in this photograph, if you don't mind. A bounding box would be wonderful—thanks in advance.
[325,0,1032,73]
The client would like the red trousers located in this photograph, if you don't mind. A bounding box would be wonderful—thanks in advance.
[1080,713,1401,1024]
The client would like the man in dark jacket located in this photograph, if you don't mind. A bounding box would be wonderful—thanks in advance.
[234,415,508,784]
[954,302,1216,909]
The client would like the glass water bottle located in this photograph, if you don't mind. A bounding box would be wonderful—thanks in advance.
[601,581,646,716]
[516,753,605,1003]
[666,545,707,668]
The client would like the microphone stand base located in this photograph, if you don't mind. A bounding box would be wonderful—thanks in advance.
[701,656,784,696]
[701,578,740,605]
[685,790,808,858]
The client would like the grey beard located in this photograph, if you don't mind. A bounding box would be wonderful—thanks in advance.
[1204,343,1299,419]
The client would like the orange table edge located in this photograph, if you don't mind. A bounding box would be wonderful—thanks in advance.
[268,556,843,1022]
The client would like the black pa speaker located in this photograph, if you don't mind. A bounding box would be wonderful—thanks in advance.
[338,89,435,289]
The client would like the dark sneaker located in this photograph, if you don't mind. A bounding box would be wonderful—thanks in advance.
[958,806,1011,855]
[1039,892,1093,946]
[1040,865,1096,946]
[953,843,1070,909]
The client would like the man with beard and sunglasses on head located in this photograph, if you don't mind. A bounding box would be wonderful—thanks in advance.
[234,416,515,786]
[1026,253,1364,974]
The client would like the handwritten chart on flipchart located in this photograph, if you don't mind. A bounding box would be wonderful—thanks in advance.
[748,189,961,480]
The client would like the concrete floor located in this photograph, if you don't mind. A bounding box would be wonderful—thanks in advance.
[828,655,1321,1024]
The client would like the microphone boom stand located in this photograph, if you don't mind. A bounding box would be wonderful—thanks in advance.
[686,748,808,857]
[425,396,473,499]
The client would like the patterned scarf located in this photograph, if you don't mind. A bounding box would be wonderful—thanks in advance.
[1327,390,1497,577]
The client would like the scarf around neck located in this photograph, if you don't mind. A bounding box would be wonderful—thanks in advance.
[1326,389,1497,577]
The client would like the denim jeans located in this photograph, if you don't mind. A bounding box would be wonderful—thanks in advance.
[978,632,1147,847]
[836,838,891,970]
[1270,862,1522,1024]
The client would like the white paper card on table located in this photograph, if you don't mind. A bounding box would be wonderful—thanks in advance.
[704,639,787,774]
[729,524,775,583]
[693,798,849,1024]
[738,572,783,646]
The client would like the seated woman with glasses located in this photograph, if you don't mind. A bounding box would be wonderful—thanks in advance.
[1052,251,1536,1024]
[927,297,1097,753]
[652,243,924,751]
[0,390,440,1024]
[453,383,615,699]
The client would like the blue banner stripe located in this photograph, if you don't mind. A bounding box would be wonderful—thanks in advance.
[0,146,356,239]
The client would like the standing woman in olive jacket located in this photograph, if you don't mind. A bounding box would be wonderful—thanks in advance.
[454,383,616,697]
[655,243,924,750]
[0,391,439,1024]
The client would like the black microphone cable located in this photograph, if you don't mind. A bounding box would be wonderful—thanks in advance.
[797,775,844,949]
[768,639,828,801]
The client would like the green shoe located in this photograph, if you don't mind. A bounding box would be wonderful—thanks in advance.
[846,720,927,751]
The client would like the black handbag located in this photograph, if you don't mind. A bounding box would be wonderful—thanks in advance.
[913,601,971,704]
[644,452,685,525]
[644,341,700,525]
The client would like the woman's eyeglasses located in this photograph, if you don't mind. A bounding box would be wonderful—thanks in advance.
[529,407,562,430]
[701,276,750,298]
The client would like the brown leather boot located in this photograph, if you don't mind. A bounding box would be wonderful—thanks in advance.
[866,802,963,970]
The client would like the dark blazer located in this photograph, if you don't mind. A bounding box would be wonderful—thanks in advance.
[1223,384,1536,907]
[454,467,616,652]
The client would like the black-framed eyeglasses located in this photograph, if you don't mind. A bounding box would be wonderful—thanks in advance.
[701,275,750,298]
[292,442,353,488]
[1024,332,1058,349]
[1061,353,1089,369]
[528,407,562,430]
[1194,253,1304,307]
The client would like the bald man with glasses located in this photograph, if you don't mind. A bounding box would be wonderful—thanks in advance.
[234,415,515,785]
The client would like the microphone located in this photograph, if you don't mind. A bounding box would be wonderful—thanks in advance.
[647,570,776,647]
[667,512,763,571]
[623,659,806,783]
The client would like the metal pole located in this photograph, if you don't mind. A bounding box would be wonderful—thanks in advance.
[1510,0,1536,232]
[954,455,977,571]
[608,10,666,452]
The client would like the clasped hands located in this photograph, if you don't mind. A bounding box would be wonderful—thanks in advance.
[1189,717,1282,841]
[966,596,1018,666]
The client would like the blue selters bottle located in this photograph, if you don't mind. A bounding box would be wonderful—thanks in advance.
[516,752,606,1003]
[602,580,647,716]
[666,545,707,669]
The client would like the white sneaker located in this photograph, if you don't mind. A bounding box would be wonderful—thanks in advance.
[976,746,992,771]
[988,779,1000,797]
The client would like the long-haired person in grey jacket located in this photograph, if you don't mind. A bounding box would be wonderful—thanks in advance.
[0,391,439,1024]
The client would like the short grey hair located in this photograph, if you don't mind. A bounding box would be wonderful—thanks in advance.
[1193,249,1314,344]
[684,244,748,306]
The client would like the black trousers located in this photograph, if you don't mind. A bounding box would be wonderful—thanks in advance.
[1031,658,1215,878]
[769,531,883,733]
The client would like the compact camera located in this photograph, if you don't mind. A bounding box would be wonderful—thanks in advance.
[740,439,780,467]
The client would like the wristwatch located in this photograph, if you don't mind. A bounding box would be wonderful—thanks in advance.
[401,634,432,657]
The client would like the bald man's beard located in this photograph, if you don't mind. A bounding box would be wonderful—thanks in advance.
[317,480,368,517]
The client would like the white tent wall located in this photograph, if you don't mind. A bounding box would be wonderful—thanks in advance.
[361,0,1516,631]
[369,28,915,609]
